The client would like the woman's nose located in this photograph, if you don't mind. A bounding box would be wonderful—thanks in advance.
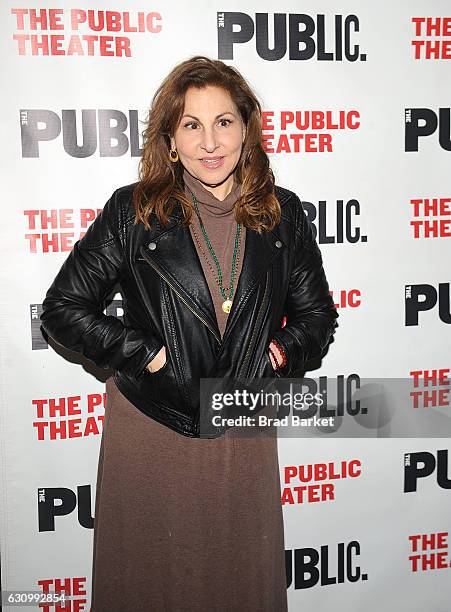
[200,126,219,153]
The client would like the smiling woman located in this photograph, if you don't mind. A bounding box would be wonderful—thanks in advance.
[40,54,338,612]
[170,85,247,200]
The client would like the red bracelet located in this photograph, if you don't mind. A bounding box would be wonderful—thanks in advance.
[270,338,287,369]
[268,346,278,369]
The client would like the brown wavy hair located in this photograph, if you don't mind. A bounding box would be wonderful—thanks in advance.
[132,55,281,233]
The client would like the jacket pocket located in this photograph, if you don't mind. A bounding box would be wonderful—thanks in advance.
[144,353,171,376]
[258,348,281,378]
[139,351,188,409]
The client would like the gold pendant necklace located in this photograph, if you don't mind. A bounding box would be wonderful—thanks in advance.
[189,190,241,315]
[222,299,233,313]
[190,224,242,316]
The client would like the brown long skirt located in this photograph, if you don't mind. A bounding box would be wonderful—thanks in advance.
[91,377,288,611]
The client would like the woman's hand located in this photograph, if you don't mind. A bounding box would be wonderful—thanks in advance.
[268,339,284,370]
[146,346,167,373]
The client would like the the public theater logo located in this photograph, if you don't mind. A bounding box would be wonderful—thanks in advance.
[404,449,451,492]
[408,531,451,573]
[409,369,450,411]
[285,541,367,589]
[35,577,88,610]
[411,17,451,60]
[405,283,451,326]
[217,12,364,62]
[281,460,362,505]
[11,8,162,56]
[405,107,451,152]
[20,108,144,158]
[261,109,361,155]
[31,389,106,441]
[409,197,450,239]
[38,485,94,532]
[301,199,367,246]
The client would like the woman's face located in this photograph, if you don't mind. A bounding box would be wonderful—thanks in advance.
[171,85,246,200]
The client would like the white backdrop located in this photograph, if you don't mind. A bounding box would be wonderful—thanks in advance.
[1,1,450,610]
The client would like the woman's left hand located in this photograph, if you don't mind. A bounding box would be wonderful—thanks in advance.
[268,339,281,370]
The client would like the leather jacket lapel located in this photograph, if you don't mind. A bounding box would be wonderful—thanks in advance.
[138,198,287,345]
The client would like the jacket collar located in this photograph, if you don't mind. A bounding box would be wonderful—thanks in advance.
[139,189,290,345]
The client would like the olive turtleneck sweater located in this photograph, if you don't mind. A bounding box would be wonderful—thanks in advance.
[183,168,247,339]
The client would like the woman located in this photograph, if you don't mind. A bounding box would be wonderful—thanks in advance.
[40,56,338,611]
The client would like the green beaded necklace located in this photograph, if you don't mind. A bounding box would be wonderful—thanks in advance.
[189,189,241,314]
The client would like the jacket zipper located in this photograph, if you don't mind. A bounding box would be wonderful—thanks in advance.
[239,271,271,379]
[140,250,222,345]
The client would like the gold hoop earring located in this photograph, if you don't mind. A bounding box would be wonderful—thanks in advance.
[169,147,179,163]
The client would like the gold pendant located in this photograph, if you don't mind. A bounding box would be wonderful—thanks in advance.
[222,299,233,313]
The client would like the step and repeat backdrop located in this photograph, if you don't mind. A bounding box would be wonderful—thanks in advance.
[1,1,450,610]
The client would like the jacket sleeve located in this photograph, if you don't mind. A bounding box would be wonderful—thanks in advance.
[40,188,163,379]
[272,194,339,376]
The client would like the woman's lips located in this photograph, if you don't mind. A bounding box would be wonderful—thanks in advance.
[199,156,224,170]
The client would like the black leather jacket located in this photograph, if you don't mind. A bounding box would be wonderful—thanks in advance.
[40,182,339,437]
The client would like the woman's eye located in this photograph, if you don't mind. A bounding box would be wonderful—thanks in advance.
[183,118,233,129]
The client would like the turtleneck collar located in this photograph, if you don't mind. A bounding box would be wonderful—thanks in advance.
[183,168,241,218]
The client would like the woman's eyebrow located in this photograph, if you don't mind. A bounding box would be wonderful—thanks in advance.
[181,112,236,121]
